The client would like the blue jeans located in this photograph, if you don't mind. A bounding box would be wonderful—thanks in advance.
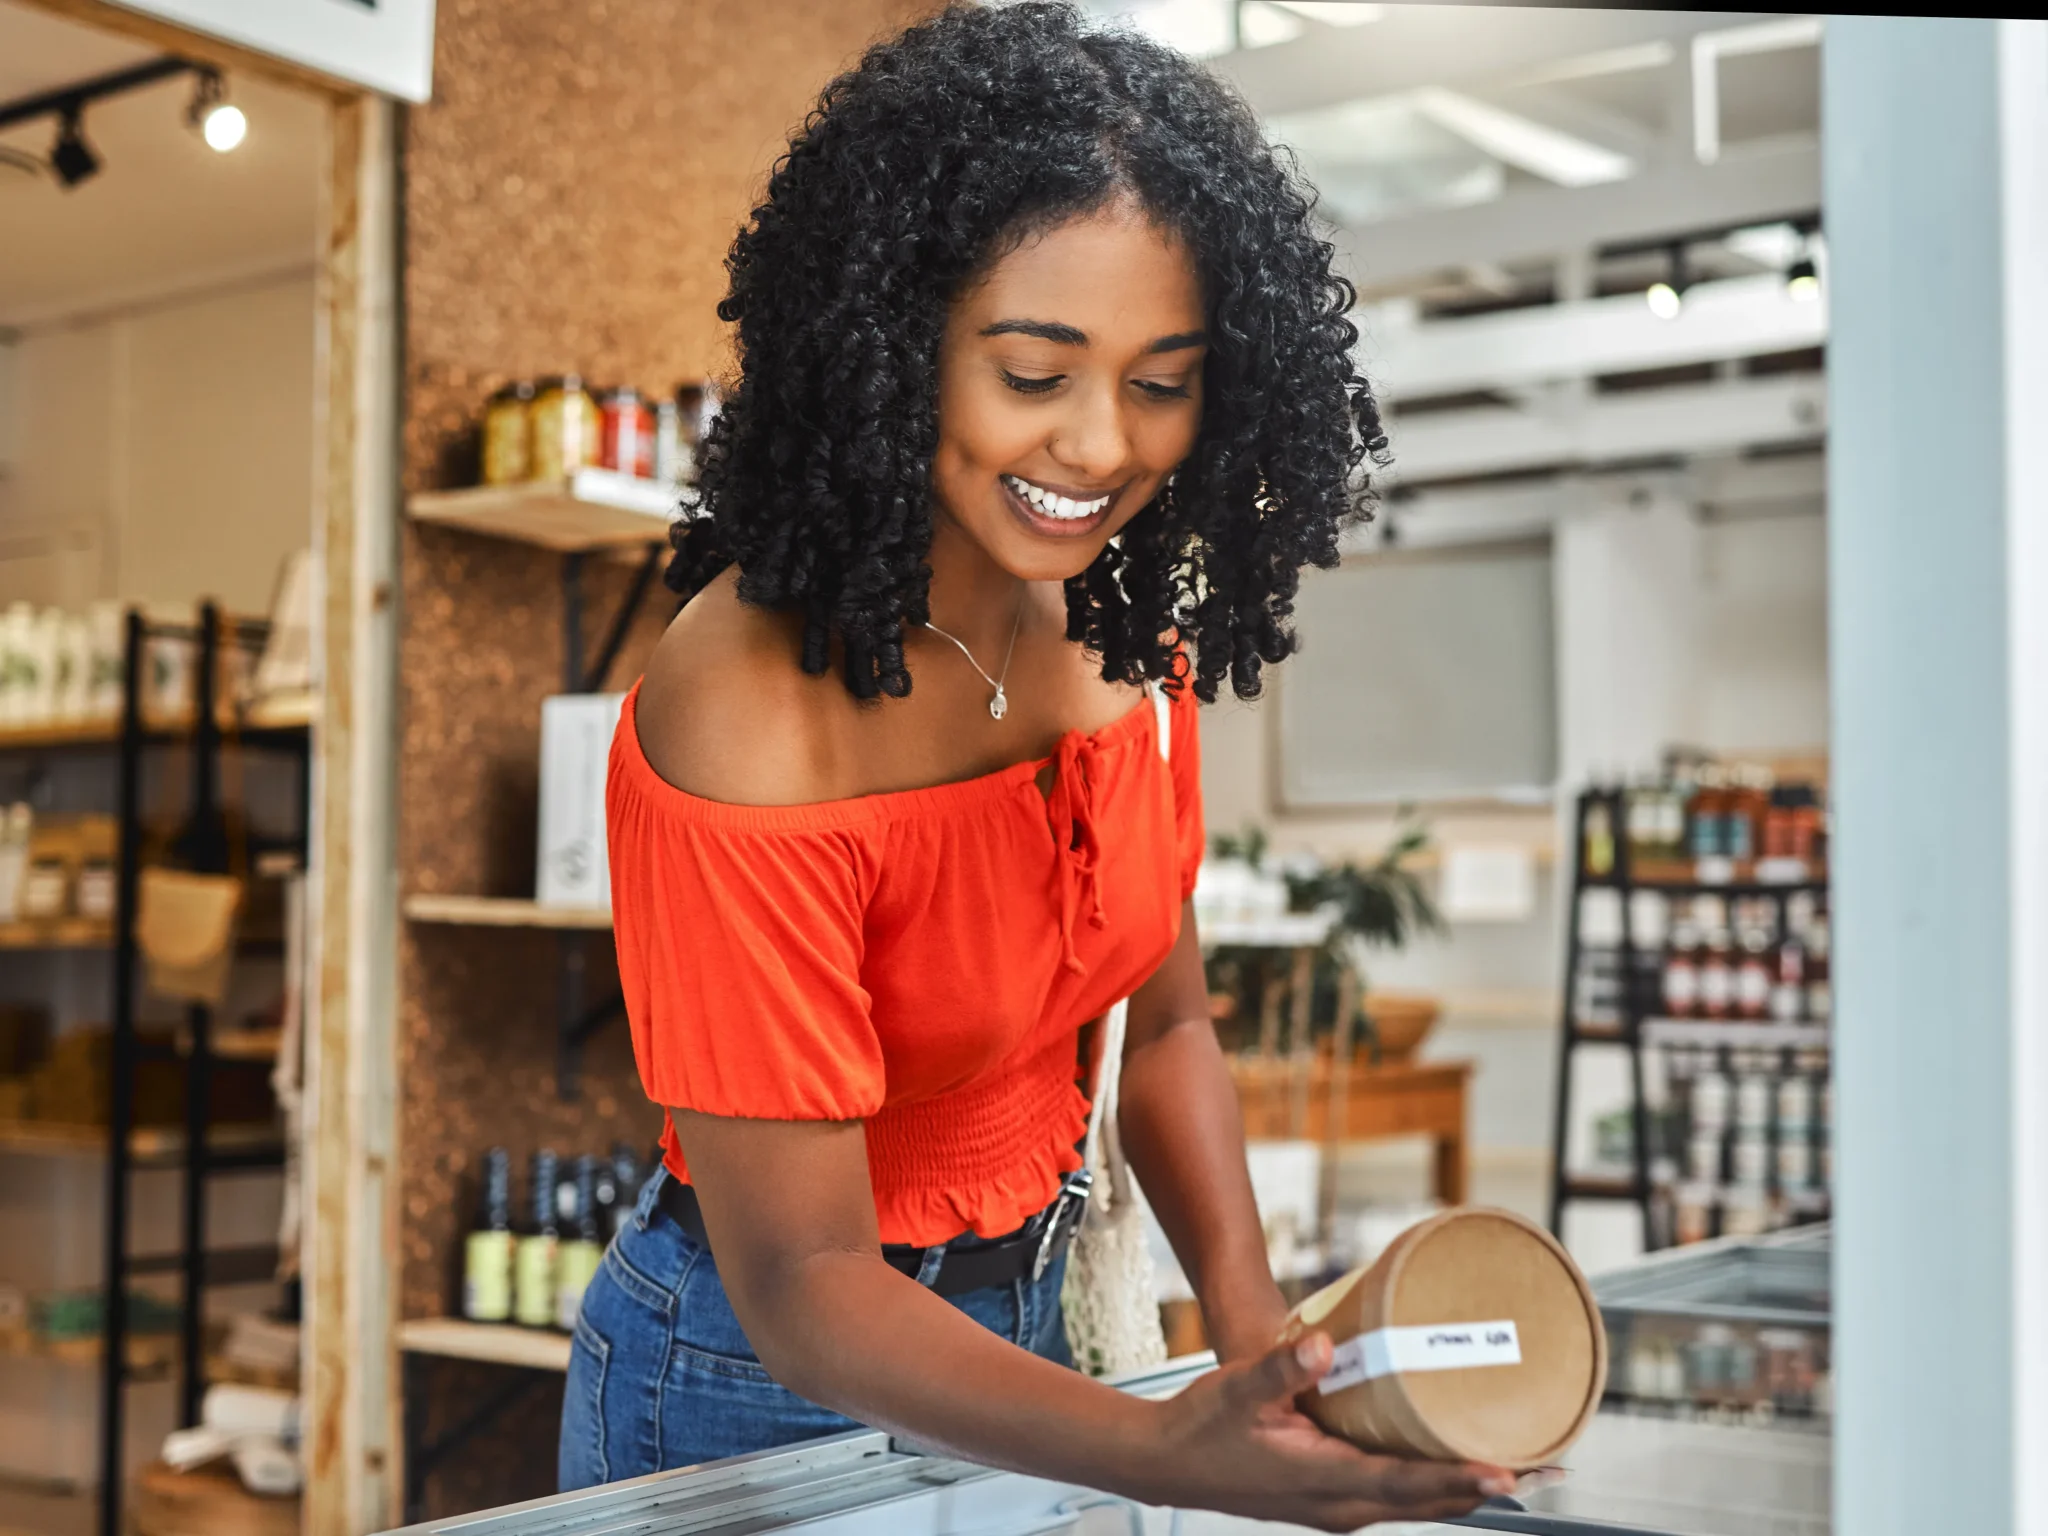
[558,1168,1074,1489]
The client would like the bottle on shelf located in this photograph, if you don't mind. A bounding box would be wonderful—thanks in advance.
[556,1155,605,1331]
[513,1148,560,1329]
[1583,795,1615,878]
[462,1147,515,1324]
[1736,915,1773,1022]
[1805,909,1833,1023]
[1698,902,1734,1020]
[1725,767,1771,865]
[1688,768,1728,863]
[1771,930,1807,1024]
[1663,907,1701,1018]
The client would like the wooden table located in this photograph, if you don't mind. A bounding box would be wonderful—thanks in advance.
[1232,1054,1474,1208]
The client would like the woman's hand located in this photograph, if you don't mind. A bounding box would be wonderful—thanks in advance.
[1138,1331,1515,1532]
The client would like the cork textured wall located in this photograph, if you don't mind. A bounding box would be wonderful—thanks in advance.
[398,0,929,1514]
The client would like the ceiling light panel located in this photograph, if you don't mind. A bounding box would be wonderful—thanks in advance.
[1411,88,1634,188]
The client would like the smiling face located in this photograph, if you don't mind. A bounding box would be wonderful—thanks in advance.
[930,199,1208,584]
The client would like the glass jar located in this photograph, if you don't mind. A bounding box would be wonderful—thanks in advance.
[531,375,601,482]
[600,387,656,479]
[482,380,535,485]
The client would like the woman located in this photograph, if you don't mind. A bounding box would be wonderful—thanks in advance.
[560,4,1513,1527]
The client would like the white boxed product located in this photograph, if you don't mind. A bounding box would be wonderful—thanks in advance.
[537,692,626,909]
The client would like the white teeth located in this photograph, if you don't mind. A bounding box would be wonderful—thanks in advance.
[1004,474,1110,520]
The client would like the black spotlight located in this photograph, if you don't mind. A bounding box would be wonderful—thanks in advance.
[51,106,100,189]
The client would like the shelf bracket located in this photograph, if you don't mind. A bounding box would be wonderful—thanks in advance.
[563,543,665,695]
[401,1354,545,1524]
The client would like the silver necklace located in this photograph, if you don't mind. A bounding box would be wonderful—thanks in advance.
[925,591,1024,721]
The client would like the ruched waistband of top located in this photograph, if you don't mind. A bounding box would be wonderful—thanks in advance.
[863,1034,1088,1244]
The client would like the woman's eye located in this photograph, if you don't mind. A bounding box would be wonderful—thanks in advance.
[1000,370,1063,395]
[1136,379,1193,400]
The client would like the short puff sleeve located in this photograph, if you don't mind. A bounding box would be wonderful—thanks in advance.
[606,728,882,1124]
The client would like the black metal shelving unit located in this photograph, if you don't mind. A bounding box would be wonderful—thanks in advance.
[94,603,311,1536]
[1546,785,1831,1254]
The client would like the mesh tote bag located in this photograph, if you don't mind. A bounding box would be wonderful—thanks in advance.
[1061,684,1173,1377]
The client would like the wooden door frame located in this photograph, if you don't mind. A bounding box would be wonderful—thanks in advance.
[16,6,404,1531]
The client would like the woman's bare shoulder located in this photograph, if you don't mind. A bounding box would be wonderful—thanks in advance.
[632,572,842,807]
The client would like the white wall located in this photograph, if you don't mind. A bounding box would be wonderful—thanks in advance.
[0,268,315,614]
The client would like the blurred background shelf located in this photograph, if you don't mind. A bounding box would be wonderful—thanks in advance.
[396,1317,571,1373]
[403,894,614,930]
[407,470,677,553]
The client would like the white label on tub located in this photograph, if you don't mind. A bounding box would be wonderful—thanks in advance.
[1318,1320,1522,1395]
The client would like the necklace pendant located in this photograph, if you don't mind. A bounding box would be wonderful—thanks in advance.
[989,685,1008,722]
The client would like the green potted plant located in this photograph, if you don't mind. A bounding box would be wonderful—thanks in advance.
[1203,815,1444,1063]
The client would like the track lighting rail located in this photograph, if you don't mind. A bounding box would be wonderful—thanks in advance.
[0,56,195,132]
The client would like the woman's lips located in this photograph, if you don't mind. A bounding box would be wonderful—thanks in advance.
[999,473,1118,538]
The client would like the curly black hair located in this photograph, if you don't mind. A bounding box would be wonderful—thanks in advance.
[670,0,1384,703]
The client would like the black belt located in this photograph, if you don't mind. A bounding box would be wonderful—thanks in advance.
[655,1169,1092,1300]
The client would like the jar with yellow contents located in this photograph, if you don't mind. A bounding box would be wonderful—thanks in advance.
[531,374,602,482]
[482,380,536,485]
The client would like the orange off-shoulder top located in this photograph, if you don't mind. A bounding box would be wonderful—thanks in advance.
[605,679,1204,1246]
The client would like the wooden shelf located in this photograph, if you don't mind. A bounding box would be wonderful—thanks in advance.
[0,694,313,753]
[0,1326,177,1377]
[408,470,679,552]
[403,893,613,930]
[0,1119,282,1162]
[397,1317,571,1372]
[0,918,113,951]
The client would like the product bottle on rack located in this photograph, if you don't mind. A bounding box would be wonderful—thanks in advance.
[513,1149,560,1329]
[1584,794,1615,878]
[1771,928,1806,1023]
[1626,781,1662,869]
[1805,910,1833,1023]
[555,1156,605,1330]
[1735,908,1773,1022]
[1688,767,1727,863]
[1663,905,1700,1018]
[462,1147,515,1324]
[1699,903,1734,1020]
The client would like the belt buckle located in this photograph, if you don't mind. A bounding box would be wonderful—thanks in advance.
[1033,1168,1093,1283]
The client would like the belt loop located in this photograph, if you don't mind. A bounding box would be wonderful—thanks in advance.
[634,1165,667,1232]
[913,1245,947,1289]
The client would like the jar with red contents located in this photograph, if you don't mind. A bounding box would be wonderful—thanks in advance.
[600,387,656,480]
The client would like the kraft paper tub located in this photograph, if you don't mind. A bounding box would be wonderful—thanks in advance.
[1280,1206,1607,1469]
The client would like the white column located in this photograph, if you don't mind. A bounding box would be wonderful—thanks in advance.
[1825,19,2048,1535]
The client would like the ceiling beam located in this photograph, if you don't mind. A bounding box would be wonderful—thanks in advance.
[1339,137,1819,288]
[1349,448,1827,552]
[1365,270,1826,399]
[1214,5,1778,116]
[1384,374,1825,484]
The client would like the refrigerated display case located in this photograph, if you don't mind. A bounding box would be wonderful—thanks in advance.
[376,1359,1699,1536]
[1528,1225,1830,1536]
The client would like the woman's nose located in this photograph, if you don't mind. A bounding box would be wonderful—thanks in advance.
[1048,386,1132,483]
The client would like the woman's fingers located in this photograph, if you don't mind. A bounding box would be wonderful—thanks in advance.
[1227,1331,1331,1414]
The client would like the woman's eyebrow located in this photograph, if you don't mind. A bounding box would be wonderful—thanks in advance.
[978,319,1209,355]
[980,318,1088,345]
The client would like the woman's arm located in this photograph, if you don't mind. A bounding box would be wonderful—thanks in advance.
[1118,899,1290,1362]
[675,1107,1513,1529]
